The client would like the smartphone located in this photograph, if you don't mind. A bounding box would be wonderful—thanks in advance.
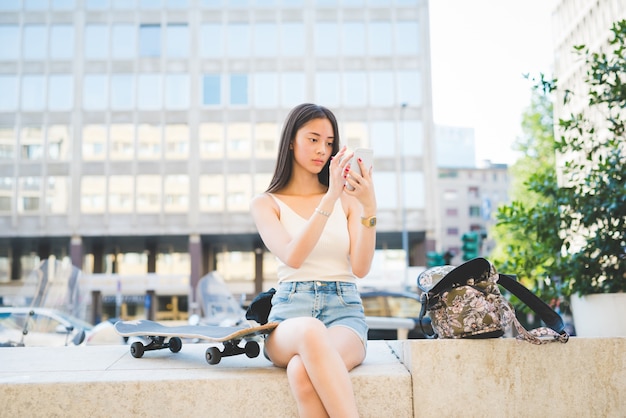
[346,148,373,191]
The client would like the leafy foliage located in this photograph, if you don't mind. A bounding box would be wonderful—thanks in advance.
[493,19,626,299]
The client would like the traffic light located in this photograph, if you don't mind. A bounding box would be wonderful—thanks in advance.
[461,232,481,261]
[426,251,445,267]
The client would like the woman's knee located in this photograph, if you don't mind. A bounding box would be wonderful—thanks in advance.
[286,355,316,397]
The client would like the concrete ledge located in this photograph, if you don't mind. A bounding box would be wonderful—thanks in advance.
[2,337,624,417]
[0,341,412,417]
[395,337,626,418]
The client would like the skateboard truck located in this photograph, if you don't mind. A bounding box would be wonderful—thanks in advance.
[205,339,260,365]
[130,336,182,359]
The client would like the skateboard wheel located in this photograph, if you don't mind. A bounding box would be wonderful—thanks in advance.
[244,341,260,358]
[130,342,145,358]
[168,337,182,353]
[206,346,222,365]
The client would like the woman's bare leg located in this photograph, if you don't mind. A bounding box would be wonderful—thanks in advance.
[265,317,365,417]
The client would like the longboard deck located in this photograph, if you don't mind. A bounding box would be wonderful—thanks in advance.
[115,320,278,365]
[115,319,277,342]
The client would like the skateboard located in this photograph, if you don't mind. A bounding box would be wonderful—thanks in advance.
[114,319,278,365]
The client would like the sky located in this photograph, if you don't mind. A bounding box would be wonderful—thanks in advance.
[428,0,558,165]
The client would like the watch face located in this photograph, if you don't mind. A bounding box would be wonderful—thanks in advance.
[369,217,377,226]
[362,216,376,227]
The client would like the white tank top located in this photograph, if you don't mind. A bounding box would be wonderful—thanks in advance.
[269,194,355,283]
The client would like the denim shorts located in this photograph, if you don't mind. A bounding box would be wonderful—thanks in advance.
[267,281,368,348]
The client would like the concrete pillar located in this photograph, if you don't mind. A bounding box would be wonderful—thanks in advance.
[10,242,21,281]
[91,290,103,324]
[146,290,156,320]
[189,234,202,308]
[70,236,83,269]
[93,241,104,273]
[254,247,264,294]
[38,242,51,261]
[146,241,156,273]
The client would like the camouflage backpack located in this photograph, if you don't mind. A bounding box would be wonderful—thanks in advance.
[417,257,569,344]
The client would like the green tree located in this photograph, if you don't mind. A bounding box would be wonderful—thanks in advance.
[490,77,566,303]
[493,19,626,302]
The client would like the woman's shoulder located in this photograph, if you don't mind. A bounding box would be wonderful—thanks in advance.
[251,192,279,212]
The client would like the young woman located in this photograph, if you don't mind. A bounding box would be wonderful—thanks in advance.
[250,103,377,417]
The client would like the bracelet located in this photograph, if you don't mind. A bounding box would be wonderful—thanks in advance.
[315,207,331,217]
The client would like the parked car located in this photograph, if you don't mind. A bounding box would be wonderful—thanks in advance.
[0,307,123,347]
[360,290,432,340]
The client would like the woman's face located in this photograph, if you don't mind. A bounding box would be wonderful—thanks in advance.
[291,118,335,174]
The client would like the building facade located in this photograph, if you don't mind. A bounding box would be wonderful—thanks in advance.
[0,0,436,309]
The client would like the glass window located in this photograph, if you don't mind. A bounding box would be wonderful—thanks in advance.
[226,173,251,212]
[254,23,277,57]
[0,76,17,111]
[167,0,188,8]
[202,74,221,105]
[281,72,305,107]
[136,175,161,213]
[23,25,47,60]
[374,172,396,210]
[370,121,395,157]
[20,126,44,161]
[52,0,75,9]
[111,74,134,110]
[83,74,108,110]
[165,74,189,110]
[397,71,421,106]
[227,123,250,158]
[164,124,188,159]
[254,123,278,159]
[81,176,106,213]
[396,21,419,56]
[314,22,338,56]
[230,74,248,105]
[281,23,304,57]
[86,0,109,9]
[112,24,136,59]
[22,75,46,111]
[25,0,47,11]
[0,127,16,160]
[50,25,74,60]
[47,125,71,160]
[82,125,107,160]
[369,21,392,56]
[227,23,250,57]
[0,177,13,212]
[405,172,424,208]
[164,175,189,213]
[18,177,41,213]
[140,0,161,8]
[166,24,188,58]
[199,174,224,212]
[137,124,161,159]
[139,24,161,57]
[0,26,19,60]
[46,176,69,214]
[48,74,73,111]
[109,124,134,160]
[343,71,366,106]
[315,72,339,108]
[84,24,109,60]
[200,23,223,58]
[199,123,223,159]
[343,122,368,150]
[402,120,423,156]
[109,175,134,213]
[0,1,20,11]
[137,74,162,110]
[253,72,277,108]
[342,22,365,56]
[112,0,134,9]
[369,71,394,106]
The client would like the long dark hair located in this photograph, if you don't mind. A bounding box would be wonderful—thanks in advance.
[266,103,340,193]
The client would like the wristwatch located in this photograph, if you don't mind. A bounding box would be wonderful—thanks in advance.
[361,215,377,228]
